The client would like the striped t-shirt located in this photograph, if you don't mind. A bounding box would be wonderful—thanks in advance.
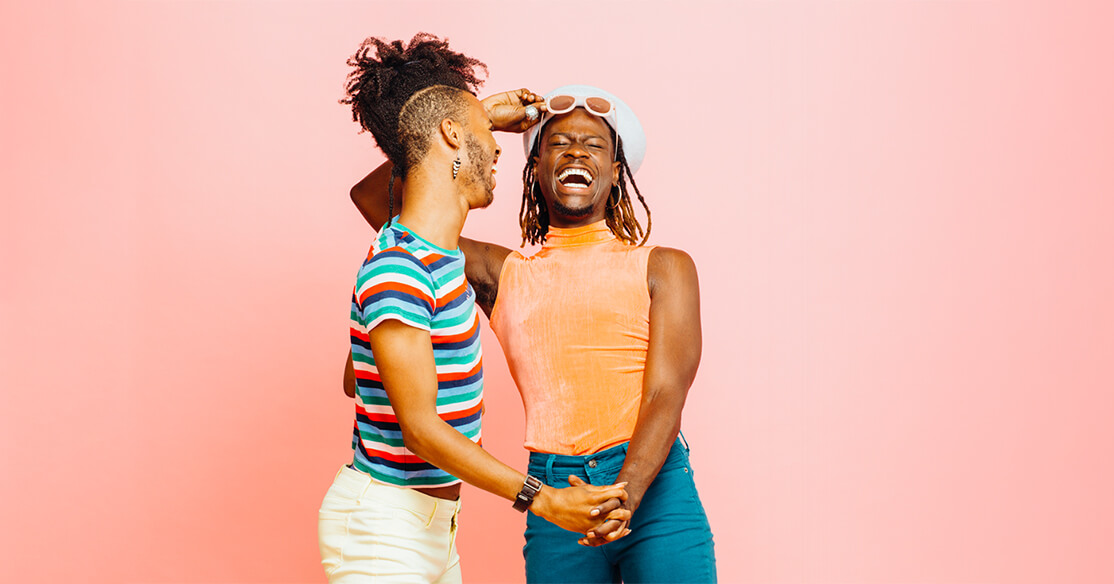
[349,222,484,488]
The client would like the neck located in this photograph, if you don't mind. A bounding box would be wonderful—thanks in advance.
[547,207,607,229]
[543,218,614,248]
[396,162,470,250]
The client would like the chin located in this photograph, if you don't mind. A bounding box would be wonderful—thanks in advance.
[473,190,495,210]
[551,199,596,219]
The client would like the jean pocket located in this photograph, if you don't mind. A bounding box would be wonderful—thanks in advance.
[318,511,349,577]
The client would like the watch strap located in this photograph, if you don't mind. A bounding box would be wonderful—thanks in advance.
[512,475,543,512]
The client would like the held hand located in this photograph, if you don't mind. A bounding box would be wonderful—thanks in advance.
[578,501,631,547]
[530,476,630,535]
[574,476,632,546]
[481,88,547,133]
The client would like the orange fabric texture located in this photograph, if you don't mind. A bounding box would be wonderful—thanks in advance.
[490,221,655,455]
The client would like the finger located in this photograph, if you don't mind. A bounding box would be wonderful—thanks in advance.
[568,475,586,487]
[606,523,631,540]
[518,89,543,104]
[587,485,629,503]
[591,519,622,538]
[585,492,627,508]
[584,481,625,492]
[590,497,622,517]
[604,508,632,523]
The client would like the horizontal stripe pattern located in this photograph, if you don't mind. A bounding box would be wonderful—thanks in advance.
[348,223,483,488]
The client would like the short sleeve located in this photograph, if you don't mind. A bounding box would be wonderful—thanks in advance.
[354,248,436,331]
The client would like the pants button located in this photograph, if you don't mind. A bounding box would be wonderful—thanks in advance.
[587,460,598,468]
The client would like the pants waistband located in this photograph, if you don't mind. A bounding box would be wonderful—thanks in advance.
[334,465,460,520]
[526,437,688,480]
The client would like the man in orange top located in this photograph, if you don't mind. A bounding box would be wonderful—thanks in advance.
[349,85,716,582]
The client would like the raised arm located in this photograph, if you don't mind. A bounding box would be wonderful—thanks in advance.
[349,88,545,315]
[350,88,545,231]
[368,319,632,534]
[582,247,702,545]
[350,161,512,316]
[350,162,395,232]
[342,88,547,397]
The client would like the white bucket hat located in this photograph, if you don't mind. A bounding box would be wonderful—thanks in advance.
[523,84,646,175]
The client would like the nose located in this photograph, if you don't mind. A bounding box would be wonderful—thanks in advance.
[563,143,590,160]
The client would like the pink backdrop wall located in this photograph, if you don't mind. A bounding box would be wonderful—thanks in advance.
[3,1,1112,582]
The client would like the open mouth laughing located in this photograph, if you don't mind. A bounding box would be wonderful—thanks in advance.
[557,167,594,190]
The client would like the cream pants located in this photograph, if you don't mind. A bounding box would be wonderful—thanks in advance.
[319,465,462,583]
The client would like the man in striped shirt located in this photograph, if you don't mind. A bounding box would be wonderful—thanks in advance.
[319,34,631,583]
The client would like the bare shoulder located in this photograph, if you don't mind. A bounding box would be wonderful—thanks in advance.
[461,237,514,265]
[647,246,699,297]
[648,246,696,271]
[460,236,515,317]
[460,237,514,281]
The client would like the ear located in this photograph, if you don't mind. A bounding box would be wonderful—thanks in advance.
[440,118,463,150]
[611,159,621,185]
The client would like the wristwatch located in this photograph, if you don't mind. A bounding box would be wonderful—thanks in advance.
[513,475,543,512]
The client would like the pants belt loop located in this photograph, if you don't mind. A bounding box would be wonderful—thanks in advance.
[425,499,438,528]
[679,431,691,453]
[545,455,556,485]
[358,474,373,503]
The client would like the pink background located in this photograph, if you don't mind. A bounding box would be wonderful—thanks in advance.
[3,1,1112,582]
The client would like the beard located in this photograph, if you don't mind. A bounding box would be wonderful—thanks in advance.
[463,134,494,208]
[550,197,595,218]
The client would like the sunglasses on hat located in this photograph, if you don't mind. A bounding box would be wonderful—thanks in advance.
[542,94,619,160]
[545,94,616,121]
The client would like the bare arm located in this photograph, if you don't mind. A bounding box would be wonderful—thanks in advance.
[583,247,702,545]
[349,161,512,316]
[349,87,544,315]
[367,319,632,534]
[350,162,395,232]
[343,348,356,398]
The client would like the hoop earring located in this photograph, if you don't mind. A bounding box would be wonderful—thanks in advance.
[452,153,461,180]
[608,186,622,210]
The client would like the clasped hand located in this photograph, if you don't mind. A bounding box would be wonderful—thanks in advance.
[530,475,633,545]
[571,475,632,547]
[481,88,547,133]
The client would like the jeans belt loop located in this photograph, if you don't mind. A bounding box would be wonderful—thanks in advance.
[679,431,691,454]
[545,455,556,485]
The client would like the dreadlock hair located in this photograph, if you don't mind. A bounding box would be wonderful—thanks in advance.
[519,125,652,247]
[340,33,487,224]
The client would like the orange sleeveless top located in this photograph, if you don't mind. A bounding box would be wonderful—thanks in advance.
[489,221,655,455]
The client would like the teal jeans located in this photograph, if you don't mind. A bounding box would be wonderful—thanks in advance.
[524,438,717,583]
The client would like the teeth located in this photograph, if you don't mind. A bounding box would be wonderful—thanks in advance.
[558,168,593,185]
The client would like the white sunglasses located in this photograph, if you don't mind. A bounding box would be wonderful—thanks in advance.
[545,94,616,123]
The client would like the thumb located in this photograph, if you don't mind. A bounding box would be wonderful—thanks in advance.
[568,475,587,487]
